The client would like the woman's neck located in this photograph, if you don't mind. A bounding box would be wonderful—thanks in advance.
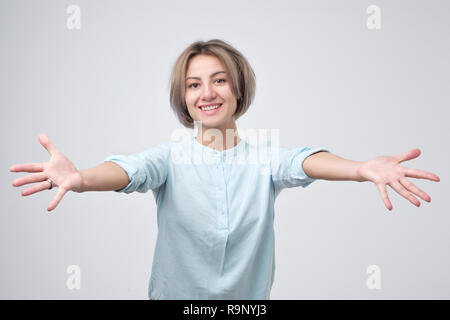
[195,123,241,151]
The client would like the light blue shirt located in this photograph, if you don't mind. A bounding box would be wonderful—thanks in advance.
[103,136,328,299]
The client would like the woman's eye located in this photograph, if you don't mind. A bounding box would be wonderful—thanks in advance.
[188,79,225,89]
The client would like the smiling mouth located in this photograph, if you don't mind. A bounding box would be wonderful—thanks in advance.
[199,103,222,111]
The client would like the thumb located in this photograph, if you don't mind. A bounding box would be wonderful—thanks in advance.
[394,148,421,164]
[38,133,57,156]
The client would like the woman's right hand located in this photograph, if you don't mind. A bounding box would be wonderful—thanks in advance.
[10,134,84,212]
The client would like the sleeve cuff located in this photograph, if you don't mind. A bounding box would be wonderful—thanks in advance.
[293,148,330,188]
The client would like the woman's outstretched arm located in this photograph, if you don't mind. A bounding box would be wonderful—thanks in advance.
[302,149,440,210]
[10,134,130,212]
[79,162,129,193]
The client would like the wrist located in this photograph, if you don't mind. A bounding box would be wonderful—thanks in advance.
[73,171,85,193]
[356,161,368,182]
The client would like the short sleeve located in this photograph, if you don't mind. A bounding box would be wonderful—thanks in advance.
[103,142,174,194]
[270,145,330,196]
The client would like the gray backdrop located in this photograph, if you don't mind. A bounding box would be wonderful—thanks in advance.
[1,0,448,299]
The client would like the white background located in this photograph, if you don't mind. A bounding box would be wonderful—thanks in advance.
[1,0,448,299]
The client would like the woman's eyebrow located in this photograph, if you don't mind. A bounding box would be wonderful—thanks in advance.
[186,71,226,81]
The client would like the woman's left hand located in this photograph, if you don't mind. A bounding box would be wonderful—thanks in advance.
[357,148,440,211]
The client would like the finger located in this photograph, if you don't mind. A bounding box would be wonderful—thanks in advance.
[12,172,47,187]
[21,180,53,196]
[399,177,431,202]
[38,133,57,157]
[403,168,440,182]
[389,180,420,207]
[47,187,67,212]
[376,183,393,211]
[10,163,44,173]
[394,148,421,164]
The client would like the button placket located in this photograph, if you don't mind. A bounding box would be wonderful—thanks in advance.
[214,153,229,230]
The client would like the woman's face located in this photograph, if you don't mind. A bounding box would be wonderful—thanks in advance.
[185,54,238,131]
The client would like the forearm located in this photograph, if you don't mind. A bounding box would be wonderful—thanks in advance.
[79,162,130,193]
[302,151,367,182]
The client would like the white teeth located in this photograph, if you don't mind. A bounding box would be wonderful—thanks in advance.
[201,104,221,111]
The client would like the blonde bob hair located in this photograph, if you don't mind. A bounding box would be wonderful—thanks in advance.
[169,39,256,128]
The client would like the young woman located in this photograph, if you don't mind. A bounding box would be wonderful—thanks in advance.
[10,39,440,299]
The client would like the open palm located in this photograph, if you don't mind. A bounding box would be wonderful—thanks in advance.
[10,134,83,212]
[357,148,440,210]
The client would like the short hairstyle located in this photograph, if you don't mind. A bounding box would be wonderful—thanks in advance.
[169,39,256,128]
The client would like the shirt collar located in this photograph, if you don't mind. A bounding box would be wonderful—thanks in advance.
[191,136,248,160]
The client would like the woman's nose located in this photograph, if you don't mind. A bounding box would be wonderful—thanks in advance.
[201,83,216,100]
